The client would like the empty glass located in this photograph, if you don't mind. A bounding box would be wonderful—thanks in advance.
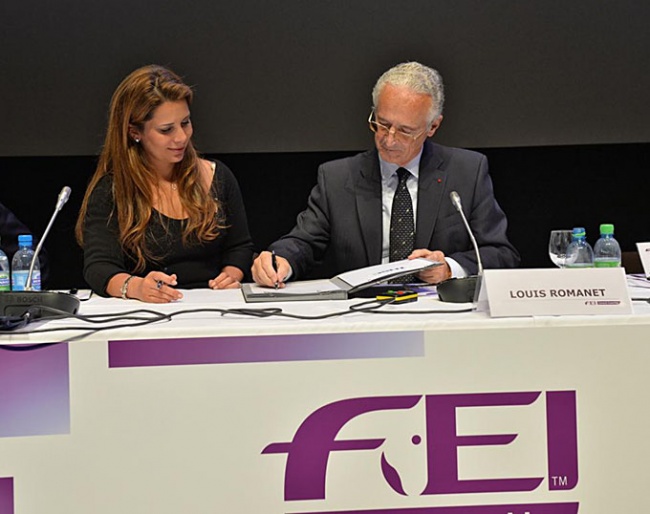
[548,230,573,268]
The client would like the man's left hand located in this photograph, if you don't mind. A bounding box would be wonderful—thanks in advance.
[408,249,451,284]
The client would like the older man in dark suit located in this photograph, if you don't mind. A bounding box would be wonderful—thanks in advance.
[252,61,519,287]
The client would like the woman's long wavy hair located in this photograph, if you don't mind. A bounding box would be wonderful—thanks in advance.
[76,65,222,272]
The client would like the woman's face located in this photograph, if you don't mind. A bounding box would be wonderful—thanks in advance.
[132,100,193,175]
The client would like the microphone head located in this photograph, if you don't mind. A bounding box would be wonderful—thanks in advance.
[450,191,462,211]
[56,186,72,210]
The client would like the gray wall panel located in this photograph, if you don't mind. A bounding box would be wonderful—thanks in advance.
[1,0,648,156]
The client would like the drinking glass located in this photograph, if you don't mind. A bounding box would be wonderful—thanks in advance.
[548,230,573,268]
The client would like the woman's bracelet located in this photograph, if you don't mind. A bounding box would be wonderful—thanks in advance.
[120,275,135,300]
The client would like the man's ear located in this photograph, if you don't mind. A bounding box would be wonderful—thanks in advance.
[427,115,443,137]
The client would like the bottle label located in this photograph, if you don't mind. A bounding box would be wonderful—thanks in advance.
[32,271,41,291]
[11,270,41,291]
[0,272,9,291]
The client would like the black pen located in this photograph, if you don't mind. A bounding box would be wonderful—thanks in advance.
[271,250,279,289]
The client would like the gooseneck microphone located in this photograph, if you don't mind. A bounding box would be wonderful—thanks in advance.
[26,186,71,291]
[437,191,483,303]
[0,186,80,324]
[450,191,483,275]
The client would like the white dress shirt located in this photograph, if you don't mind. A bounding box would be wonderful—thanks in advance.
[379,153,467,278]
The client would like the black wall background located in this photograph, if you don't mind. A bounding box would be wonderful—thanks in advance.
[1,142,648,290]
[1,0,648,288]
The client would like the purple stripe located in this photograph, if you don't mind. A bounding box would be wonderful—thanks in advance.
[0,343,70,437]
[109,332,423,368]
[295,502,579,514]
[0,478,13,514]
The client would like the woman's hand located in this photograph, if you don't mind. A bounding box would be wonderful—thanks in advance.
[126,272,183,303]
[209,266,243,289]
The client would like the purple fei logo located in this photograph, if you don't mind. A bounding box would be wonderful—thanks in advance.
[263,391,577,503]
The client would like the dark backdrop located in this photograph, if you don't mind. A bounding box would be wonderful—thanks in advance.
[1,0,649,156]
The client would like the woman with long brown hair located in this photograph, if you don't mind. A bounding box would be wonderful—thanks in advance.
[76,65,253,303]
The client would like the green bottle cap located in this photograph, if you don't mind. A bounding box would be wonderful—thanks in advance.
[599,224,614,235]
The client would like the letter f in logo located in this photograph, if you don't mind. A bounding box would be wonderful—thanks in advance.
[262,396,421,501]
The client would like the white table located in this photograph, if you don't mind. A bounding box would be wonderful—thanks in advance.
[1,284,650,514]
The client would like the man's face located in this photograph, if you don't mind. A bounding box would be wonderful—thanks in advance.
[373,84,442,166]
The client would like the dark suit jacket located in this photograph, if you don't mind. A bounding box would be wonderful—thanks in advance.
[270,141,520,279]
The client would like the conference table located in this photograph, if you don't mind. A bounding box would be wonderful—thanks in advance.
[1,278,650,514]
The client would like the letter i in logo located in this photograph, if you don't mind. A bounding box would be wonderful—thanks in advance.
[546,391,578,490]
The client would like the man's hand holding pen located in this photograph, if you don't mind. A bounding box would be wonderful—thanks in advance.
[251,250,290,288]
[271,251,280,289]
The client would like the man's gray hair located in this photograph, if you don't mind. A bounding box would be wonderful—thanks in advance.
[372,61,445,122]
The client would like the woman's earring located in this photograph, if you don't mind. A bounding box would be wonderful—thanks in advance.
[134,138,140,143]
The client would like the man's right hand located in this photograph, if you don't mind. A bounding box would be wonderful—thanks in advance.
[251,251,290,288]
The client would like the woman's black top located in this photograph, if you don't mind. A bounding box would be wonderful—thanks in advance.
[82,160,254,296]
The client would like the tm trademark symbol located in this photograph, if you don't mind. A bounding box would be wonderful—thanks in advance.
[551,475,569,487]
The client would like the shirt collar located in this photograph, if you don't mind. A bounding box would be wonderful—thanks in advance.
[379,148,424,182]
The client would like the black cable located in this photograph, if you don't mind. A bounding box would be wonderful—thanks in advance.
[0,296,473,350]
[0,306,173,348]
[0,315,174,348]
[221,298,388,320]
[0,315,29,331]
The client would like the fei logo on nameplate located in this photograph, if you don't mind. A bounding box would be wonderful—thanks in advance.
[478,268,632,317]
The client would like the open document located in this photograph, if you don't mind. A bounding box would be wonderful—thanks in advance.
[241,258,441,302]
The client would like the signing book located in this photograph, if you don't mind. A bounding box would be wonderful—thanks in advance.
[241,258,441,302]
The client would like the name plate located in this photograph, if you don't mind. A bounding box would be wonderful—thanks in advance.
[636,242,650,278]
[477,268,632,317]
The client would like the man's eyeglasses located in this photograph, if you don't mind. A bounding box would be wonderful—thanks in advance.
[368,111,428,144]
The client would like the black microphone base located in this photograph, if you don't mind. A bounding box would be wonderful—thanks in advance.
[437,276,479,303]
[0,291,80,319]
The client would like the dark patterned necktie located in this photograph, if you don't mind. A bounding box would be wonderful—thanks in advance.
[389,168,415,262]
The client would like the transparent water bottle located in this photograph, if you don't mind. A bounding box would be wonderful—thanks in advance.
[593,223,621,268]
[0,237,9,292]
[11,234,41,291]
[566,227,594,268]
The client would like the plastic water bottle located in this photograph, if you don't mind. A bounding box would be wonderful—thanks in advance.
[566,227,594,268]
[0,237,9,292]
[593,223,621,268]
[11,234,41,291]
